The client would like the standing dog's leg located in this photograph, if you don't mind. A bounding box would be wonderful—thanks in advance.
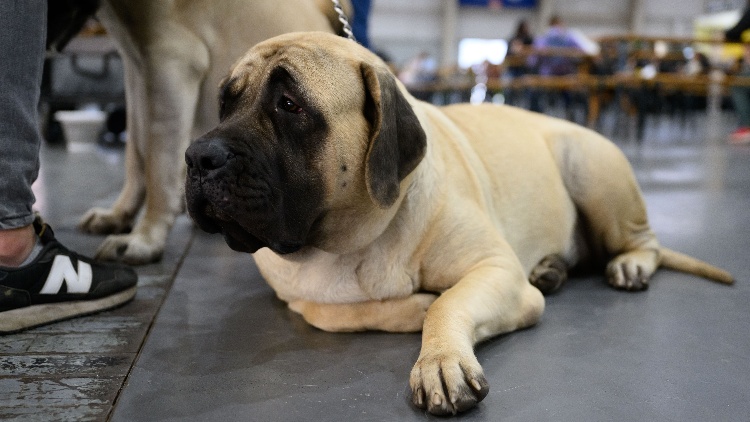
[410,254,545,415]
[79,57,147,236]
[98,53,207,263]
[83,22,210,264]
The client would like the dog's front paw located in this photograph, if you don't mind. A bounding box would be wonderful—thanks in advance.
[79,207,133,235]
[95,233,164,265]
[409,348,489,415]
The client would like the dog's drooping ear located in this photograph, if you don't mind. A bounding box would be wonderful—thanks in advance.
[361,63,427,208]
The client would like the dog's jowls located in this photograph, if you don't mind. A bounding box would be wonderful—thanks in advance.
[185,32,733,415]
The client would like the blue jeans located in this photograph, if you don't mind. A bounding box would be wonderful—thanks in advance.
[0,0,46,229]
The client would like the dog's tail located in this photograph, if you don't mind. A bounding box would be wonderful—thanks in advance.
[659,247,734,285]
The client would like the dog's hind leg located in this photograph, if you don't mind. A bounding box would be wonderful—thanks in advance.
[548,128,661,291]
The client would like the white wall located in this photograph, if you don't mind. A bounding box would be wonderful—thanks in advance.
[368,0,444,66]
[368,0,719,67]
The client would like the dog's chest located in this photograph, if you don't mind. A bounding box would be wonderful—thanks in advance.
[253,248,417,304]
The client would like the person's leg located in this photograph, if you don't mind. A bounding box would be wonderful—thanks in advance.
[0,0,138,333]
[729,72,750,144]
[350,0,371,49]
[0,0,45,241]
[0,226,35,267]
[529,89,543,112]
[730,83,750,128]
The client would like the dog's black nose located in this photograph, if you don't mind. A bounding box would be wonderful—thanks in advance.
[186,137,231,171]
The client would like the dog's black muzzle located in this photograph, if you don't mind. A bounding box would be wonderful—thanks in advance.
[185,136,304,255]
[186,137,264,253]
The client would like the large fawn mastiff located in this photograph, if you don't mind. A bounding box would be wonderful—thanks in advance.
[184,32,733,415]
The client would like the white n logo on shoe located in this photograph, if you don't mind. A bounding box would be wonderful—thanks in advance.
[40,256,92,294]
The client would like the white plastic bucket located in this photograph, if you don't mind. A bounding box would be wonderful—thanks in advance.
[54,109,106,145]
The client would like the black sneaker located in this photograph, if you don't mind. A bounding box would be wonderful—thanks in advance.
[0,217,137,334]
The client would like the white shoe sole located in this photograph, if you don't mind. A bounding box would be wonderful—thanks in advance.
[0,286,137,334]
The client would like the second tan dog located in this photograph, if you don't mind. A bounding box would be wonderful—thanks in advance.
[184,32,733,415]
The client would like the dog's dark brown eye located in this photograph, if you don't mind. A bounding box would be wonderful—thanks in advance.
[278,96,303,114]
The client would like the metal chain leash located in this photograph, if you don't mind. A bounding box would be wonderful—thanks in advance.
[330,0,356,42]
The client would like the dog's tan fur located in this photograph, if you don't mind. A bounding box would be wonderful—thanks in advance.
[209,32,733,415]
[78,0,349,264]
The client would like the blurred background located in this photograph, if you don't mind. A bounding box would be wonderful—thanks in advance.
[44,0,750,147]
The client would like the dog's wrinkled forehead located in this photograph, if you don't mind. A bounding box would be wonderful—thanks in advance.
[227,32,377,111]
[235,31,368,72]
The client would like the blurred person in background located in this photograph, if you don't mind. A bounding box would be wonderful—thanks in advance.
[528,15,598,118]
[506,19,534,78]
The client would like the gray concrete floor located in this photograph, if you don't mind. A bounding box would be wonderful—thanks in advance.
[1,110,749,421]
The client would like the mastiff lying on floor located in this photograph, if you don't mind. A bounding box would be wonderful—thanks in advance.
[184,32,734,415]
